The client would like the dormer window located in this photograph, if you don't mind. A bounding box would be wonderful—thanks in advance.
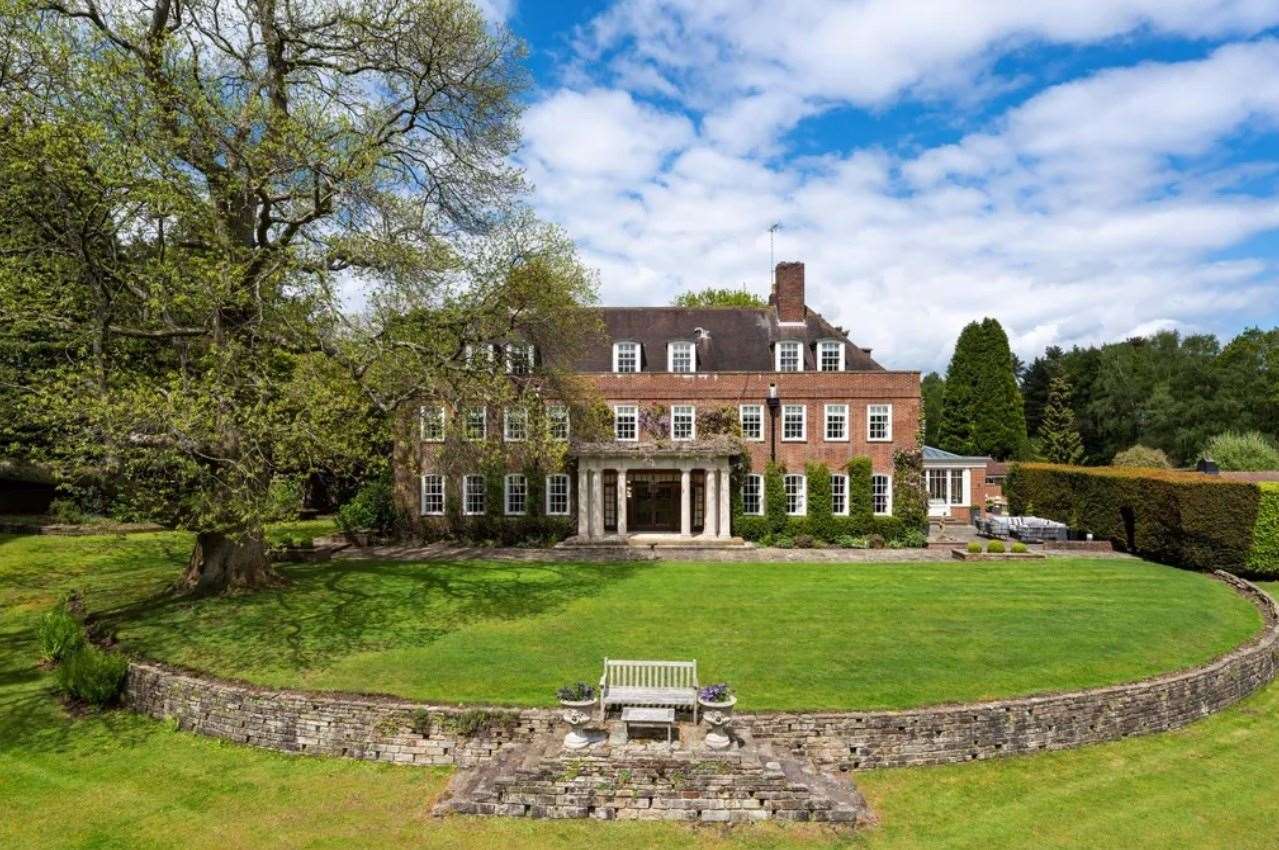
[776,340,802,372]
[506,343,534,375]
[613,341,640,373]
[818,340,844,372]
[668,341,695,373]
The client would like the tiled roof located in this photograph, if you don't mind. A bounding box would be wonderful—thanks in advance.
[570,306,883,372]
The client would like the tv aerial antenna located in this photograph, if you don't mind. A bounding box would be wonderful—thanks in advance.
[768,222,782,288]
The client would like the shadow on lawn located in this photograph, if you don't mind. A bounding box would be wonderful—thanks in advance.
[94,559,645,678]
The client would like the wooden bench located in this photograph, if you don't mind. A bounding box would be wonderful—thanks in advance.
[599,658,699,723]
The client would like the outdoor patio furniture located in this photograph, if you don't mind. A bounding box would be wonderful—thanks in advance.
[621,706,676,746]
[599,658,699,723]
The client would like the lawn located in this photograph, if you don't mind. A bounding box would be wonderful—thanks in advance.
[3,531,1279,849]
[81,541,1258,711]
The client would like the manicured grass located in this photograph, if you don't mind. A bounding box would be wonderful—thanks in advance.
[93,548,1256,711]
[3,532,1279,848]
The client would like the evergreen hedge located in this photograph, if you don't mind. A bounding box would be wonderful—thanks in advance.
[1006,463,1277,575]
[1249,484,1279,576]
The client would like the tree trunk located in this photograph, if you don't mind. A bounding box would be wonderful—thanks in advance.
[178,530,275,595]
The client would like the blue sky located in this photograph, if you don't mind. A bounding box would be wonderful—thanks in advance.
[483,0,1279,371]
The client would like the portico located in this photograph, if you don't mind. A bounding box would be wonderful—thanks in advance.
[570,440,736,543]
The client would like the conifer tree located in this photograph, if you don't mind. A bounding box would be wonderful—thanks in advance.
[1038,374,1085,464]
[938,318,1029,460]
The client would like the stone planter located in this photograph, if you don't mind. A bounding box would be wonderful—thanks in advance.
[699,696,737,750]
[698,695,737,715]
[559,698,598,750]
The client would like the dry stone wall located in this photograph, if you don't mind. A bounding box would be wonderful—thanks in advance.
[125,662,557,767]
[124,571,1278,771]
[743,571,1279,769]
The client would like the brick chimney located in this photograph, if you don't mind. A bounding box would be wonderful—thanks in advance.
[771,261,806,323]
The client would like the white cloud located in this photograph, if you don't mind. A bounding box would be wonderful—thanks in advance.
[518,5,1279,371]
[473,0,516,23]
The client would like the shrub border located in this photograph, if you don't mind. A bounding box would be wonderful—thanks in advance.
[120,572,1277,771]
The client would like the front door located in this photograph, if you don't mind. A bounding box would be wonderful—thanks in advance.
[628,470,681,532]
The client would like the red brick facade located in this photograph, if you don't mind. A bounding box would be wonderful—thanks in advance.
[586,370,920,478]
[393,261,927,539]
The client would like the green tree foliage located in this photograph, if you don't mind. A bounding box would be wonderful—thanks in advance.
[1037,375,1085,465]
[1021,346,1063,439]
[1112,445,1172,469]
[1016,328,1276,466]
[1204,432,1279,472]
[938,319,1028,460]
[921,372,945,447]
[1215,328,1279,436]
[0,0,601,592]
[672,288,765,308]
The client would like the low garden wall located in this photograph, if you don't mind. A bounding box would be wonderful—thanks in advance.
[123,572,1279,772]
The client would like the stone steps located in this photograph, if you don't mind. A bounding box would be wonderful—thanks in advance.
[433,729,870,825]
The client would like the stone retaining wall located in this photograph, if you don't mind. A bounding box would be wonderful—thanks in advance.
[742,571,1279,769]
[124,663,556,767]
[123,571,1279,771]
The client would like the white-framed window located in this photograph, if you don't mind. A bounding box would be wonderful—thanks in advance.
[612,341,640,373]
[547,404,570,441]
[784,473,806,516]
[545,474,570,515]
[742,474,763,515]
[503,408,528,442]
[873,474,893,515]
[818,340,845,372]
[506,343,534,375]
[668,341,695,373]
[465,407,487,441]
[782,404,806,441]
[824,404,848,442]
[419,405,445,442]
[463,474,486,515]
[671,404,696,441]
[614,404,638,441]
[739,404,763,441]
[775,340,803,372]
[950,468,965,505]
[420,474,445,515]
[504,474,527,515]
[465,343,496,369]
[830,473,848,515]
[868,404,892,441]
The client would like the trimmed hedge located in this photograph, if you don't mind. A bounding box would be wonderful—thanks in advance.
[1249,484,1279,575]
[1006,463,1276,575]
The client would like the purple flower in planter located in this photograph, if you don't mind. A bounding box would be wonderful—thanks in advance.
[556,682,595,702]
[699,683,734,703]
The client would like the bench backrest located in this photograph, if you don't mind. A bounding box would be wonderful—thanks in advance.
[602,658,698,689]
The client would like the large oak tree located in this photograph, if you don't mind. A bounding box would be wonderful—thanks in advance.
[0,0,600,592]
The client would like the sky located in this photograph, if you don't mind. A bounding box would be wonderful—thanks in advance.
[487,0,1279,372]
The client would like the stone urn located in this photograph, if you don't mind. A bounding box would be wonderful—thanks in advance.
[702,709,733,750]
[560,708,594,750]
[697,692,737,716]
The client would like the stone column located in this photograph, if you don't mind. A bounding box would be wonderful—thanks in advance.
[616,467,628,538]
[680,466,692,537]
[703,467,717,537]
[577,465,589,538]
[718,462,732,539]
[590,465,604,539]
